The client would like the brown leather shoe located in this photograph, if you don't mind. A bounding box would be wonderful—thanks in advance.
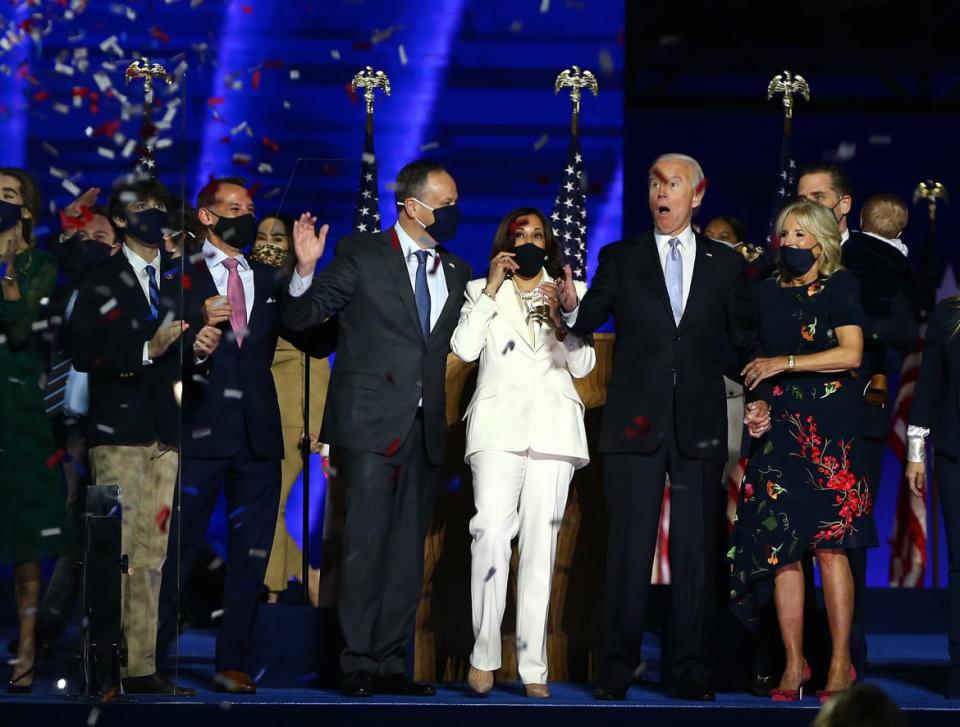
[467,666,493,695]
[213,670,256,694]
[525,683,550,698]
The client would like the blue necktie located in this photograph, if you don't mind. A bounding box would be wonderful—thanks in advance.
[665,238,683,324]
[144,264,160,320]
[413,250,432,339]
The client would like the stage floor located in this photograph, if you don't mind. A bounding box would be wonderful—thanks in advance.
[3,629,959,727]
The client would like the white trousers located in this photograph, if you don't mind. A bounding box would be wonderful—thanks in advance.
[468,449,574,684]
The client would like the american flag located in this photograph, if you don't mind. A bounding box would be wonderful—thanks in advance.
[765,126,797,246]
[353,125,381,234]
[550,133,588,281]
[888,334,927,587]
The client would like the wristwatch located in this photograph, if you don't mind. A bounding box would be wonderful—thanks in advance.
[787,355,796,369]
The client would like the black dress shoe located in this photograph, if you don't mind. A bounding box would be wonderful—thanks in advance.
[675,684,716,701]
[751,672,777,697]
[593,682,628,700]
[122,672,196,697]
[342,671,374,698]
[374,673,437,696]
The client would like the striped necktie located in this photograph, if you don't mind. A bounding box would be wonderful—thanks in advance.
[144,264,160,320]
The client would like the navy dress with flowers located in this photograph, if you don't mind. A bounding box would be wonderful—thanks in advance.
[729,269,877,627]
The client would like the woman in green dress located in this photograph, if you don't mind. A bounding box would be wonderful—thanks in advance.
[0,168,70,693]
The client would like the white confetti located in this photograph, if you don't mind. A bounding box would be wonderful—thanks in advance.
[223,389,242,399]
[62,179,81,197]
[192,428,212,440]
[539,0,550,12]
[289,69,300,80]
[41,528,62,537]
[96,424,116,434]
[87,707,101,726]
[210,609,224,619]
[534,133,549,150]
[248,548,267,558]
[99,298,118,315]
[97,147,116,160]
[256,162,273,174]
[330,49,340,60]
[398,44,408,65]
[53,103,70,115]
[419,141,439,151]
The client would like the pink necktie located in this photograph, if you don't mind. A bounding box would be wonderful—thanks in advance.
[222,257,246,347]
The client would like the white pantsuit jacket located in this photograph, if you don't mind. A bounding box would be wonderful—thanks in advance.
[450,274,595,468]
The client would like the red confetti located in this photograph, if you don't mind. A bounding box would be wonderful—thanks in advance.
[263,60,285,69]
[72,86,90,99]
[625,415,650,439]
[508,216,530,234]
[651,166,667,184]
[695,177,709,195]
[536,173,549,186]
[156,506,171,533]
[219,135,230,144]
[261,136,279,153]
[390,236,400,250]
[248,180,262,198]
[181,273,192,290]
[33,90,49,102]
[149,27,170,44]
[105,308,122,322]
[92,119,122,137]
[251,69,261,91]
[385,439,401,457]
[241,4,253,13]
[432,254,442,272]
[59,206,94,230]
[207,96,225,106]
[344,82,359,103]
[46,449,66,468]
[322,164,337,176]
[352,41,373,51]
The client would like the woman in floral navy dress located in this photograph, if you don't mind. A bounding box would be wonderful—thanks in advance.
[730,199,876,703]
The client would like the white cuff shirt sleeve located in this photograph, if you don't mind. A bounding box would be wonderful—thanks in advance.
[142,341,152,366]
[289,271,313,298]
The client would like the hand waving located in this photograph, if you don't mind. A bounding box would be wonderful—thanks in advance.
[292,213,330,278]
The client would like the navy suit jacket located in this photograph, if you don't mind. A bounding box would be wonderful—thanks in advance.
[181,256,335,461]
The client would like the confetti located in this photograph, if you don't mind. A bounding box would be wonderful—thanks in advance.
[385,438,401,457]
[156,506,171,533]
[289,69,300,80]
[96,423,116,435]
[419,141,439,151]
[228,506,246,520]
[248,548,267,558]
[484,567,496,582]
[223,388,242,399]
[398,44,408,65]
[192,427,212,439]
[533,133,549,150]
[330,49,341,60]
[598,48,614,75]
[261,136,279,153]
[41,528,62,537]
[211,609,225,620]
[539,0,550,12]
[46,449,66,468]
[695,177,709,195]
[87,707,101,726]
[502,340,515,355]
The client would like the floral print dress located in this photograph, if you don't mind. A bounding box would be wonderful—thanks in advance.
[729,269,877,627]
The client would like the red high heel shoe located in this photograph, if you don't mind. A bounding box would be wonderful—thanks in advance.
[770,660,811,702]
[815,665,857,704]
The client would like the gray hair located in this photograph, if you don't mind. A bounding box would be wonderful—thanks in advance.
[650,153,705,192]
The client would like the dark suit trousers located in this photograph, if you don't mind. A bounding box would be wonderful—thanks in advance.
[157,435,281,673]
[934,454,960,690]
[601,422,723,691]
[333,409,440,677]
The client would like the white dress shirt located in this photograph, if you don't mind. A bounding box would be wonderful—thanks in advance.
[121,243,161,365]
[863,231,909,258]
[202,239,254,324]
[841,228,850,245]
[653,224,697,312]
[289,222,449,332]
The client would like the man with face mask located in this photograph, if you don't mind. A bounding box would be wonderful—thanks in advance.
[154,177,335,695]
[797,164,920,681]
[69,177,194,696]
[283,159,471,697]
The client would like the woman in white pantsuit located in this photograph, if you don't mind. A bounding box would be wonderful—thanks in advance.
[450,208,595,698]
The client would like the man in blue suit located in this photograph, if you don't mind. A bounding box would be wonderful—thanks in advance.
[156,178,333,694]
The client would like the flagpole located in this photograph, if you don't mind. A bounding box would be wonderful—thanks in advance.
[914,180,948,588]
[763,70,809,248]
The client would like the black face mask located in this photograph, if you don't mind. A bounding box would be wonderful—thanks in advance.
[411,199,460,245]
[124,207,168,247]
[80,239,115,266]
[0,199,23,234]
[511,242,548,279]
[208,211,257,250]
[780,246,819,277]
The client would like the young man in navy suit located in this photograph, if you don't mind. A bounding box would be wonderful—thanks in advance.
[156,178,333,694]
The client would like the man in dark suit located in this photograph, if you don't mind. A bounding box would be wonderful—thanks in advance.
[798,164,920,679]
[556,153,769,701]
[155,177,333,694]
[283,159,471,697]
[70,177,197,696]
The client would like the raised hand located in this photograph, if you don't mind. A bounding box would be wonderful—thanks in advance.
[292,212,330,278]
[484,251,517,297]
[557,264,579,312]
